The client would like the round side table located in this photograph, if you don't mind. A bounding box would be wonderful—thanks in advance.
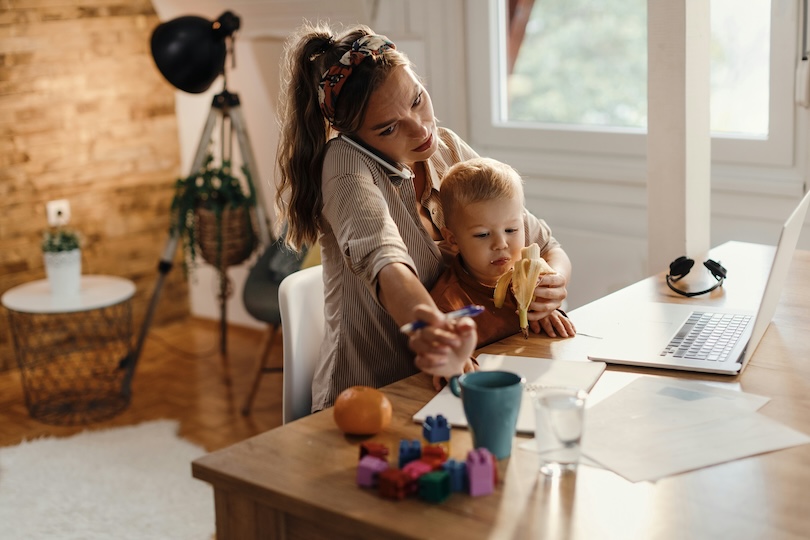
[2,275,136,425]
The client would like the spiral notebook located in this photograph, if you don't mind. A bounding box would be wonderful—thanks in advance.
[412,354,606,434]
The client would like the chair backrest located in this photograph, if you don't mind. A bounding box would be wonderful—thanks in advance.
[279,265,325,424]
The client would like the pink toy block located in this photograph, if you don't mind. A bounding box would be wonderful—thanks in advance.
[356,455,389,488]
[401,459,433,495]
[467,448,495,497]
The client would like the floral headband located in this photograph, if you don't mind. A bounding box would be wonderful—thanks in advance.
[318,34,396,124]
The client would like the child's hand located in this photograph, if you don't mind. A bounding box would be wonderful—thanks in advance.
[408,304,478,379]
[525,273,570,331]
[531,309,577,338]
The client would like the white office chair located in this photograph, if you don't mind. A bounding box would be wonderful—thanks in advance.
[278,265,324,424]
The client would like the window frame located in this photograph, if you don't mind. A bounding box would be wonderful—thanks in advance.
[464,0,798,172]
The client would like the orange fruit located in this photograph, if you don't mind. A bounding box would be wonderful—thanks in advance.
[333,386,393,435]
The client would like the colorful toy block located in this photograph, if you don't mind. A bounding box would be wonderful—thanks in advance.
[402,459,433,482]
[398,439,422,468]
[467,448,495,497]
[422,414,451,443]
[420,444,448,469]
[359,441,389,462]
[400,460,433,497]
[418,470,451,503]
[357,434,499,503]
[442,459,468,492]
[356,455,389,488]
[378,468,412,500]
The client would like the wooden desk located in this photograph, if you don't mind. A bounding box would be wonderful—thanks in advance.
[193,242,810,539]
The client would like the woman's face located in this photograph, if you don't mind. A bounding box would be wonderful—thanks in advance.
[354,65,437,168]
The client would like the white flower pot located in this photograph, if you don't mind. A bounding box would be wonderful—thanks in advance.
[43,249,82,297]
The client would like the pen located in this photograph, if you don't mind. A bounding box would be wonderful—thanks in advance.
[399,304,485,334]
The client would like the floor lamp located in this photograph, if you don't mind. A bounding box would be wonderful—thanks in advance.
[121,11,271,389]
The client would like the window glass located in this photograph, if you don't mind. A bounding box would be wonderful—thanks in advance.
[507,0,770,137]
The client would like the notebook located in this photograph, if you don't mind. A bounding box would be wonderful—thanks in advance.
[412,354,606,434]
[587,189,810,375]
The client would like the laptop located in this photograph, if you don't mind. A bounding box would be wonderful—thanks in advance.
[587,189,810,375]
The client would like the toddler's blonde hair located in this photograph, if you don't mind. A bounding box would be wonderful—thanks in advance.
[440,157,524,229]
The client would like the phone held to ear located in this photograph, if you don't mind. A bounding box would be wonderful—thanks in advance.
[340,135,414,180]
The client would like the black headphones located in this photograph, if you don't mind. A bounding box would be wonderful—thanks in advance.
[665,256,727,297]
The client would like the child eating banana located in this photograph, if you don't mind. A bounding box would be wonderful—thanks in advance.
[431,157,576,346]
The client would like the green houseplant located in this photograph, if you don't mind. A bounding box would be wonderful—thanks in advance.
[41,226,82,296]
[41,227,81,253]
[169,154,257,272]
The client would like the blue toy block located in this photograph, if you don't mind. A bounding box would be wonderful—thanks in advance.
[467,448,495,497]
[356,455,389,488]
[418,470,451,503]
[442,459,468,492]
[422,414,451,443]
[398,439,422,468]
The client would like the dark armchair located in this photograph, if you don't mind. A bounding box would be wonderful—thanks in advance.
[240,232,307,415]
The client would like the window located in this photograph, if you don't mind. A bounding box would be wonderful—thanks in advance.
[466,0,797,170]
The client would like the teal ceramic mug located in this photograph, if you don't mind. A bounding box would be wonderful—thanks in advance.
[449,370,524,459]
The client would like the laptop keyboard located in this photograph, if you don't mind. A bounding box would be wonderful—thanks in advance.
[660,311,752,362]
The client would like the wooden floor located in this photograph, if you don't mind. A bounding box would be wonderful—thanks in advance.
[0,317,283,451]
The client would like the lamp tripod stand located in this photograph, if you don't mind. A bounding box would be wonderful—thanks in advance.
[121,87,271,390]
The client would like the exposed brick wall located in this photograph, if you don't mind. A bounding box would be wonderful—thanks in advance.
[0,1,190,371]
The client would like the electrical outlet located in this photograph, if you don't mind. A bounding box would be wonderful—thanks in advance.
[46,199,71,227]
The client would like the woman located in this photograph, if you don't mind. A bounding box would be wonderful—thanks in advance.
[275,23,572,410]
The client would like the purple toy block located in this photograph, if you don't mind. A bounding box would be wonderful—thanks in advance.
[467,448,495,497]
[398,439,422,468]
[422,414,451,443]
[442,458,468,492]
[356,455,389,488]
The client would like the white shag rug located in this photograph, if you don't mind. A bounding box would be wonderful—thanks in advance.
[0,420,215,540]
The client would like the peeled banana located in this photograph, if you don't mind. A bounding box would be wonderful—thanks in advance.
[493,243,556,338]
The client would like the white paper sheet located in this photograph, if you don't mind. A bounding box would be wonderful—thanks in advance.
[578,376,810,482]
[412,354,606,434]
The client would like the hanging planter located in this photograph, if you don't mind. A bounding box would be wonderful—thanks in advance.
[41,227,82,296]
[195,205,254,269]
[170,154,257,273]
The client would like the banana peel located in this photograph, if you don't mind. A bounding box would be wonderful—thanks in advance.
[493,243,556,338]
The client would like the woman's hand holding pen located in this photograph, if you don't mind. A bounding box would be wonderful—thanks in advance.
[405,304,478,383]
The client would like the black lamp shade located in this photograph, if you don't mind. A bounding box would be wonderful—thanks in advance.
[150,15,228,94]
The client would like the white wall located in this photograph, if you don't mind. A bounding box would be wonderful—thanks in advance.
[153,0,810,324]
[152,1,375,328]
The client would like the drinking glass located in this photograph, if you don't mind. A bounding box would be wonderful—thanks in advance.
[531,387,588,476]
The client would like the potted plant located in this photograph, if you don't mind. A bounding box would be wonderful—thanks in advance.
[41,226,82,296]
[169,154,257,273]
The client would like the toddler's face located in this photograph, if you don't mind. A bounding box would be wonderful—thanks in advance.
[444,196,525,287]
